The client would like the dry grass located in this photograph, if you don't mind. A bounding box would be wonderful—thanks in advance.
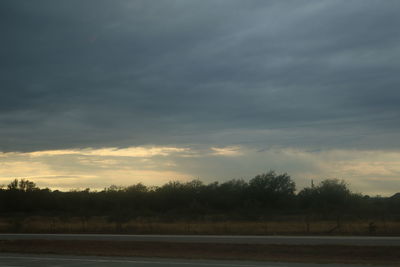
[1,216,400,235]
[0,240,399,266]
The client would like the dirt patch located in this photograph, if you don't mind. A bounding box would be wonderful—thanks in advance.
[0,239,399,265]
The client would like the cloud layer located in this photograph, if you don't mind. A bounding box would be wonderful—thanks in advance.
[1,0,399,152]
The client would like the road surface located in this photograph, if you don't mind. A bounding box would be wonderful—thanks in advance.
[0,253,373,267]
[1,234,399,246]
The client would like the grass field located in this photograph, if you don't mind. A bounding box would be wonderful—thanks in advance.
[1,216,400,235]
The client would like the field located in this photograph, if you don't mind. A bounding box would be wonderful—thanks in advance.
[1,216,400,235]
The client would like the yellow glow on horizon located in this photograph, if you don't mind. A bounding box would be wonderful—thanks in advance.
[0,146,399,195]
[0,146,194,190]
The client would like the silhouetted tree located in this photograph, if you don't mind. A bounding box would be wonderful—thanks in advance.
[7,179,38,192]
[248,171,296,210]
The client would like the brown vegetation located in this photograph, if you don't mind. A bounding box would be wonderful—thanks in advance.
[1,216,400,236]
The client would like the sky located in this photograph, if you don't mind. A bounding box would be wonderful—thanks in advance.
[1,0,400,195]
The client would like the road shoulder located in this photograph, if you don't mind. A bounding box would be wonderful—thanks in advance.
[0,239,399,266]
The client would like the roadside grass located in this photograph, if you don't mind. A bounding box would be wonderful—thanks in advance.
[0,240,399,266]
[1,216,399,235]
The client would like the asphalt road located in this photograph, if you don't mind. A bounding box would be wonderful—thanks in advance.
[0,253,373,267]
[1,234,399,246]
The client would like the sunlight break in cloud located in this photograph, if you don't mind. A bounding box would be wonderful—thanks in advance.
[24,146,189,158]
[211,146,242,156]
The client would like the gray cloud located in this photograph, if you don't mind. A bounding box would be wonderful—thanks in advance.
[1,0,400,152]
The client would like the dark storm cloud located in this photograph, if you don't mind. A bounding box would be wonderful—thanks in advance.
[1,0,400,152]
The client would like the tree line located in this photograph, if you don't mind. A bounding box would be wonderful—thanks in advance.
[1,171,399,222]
